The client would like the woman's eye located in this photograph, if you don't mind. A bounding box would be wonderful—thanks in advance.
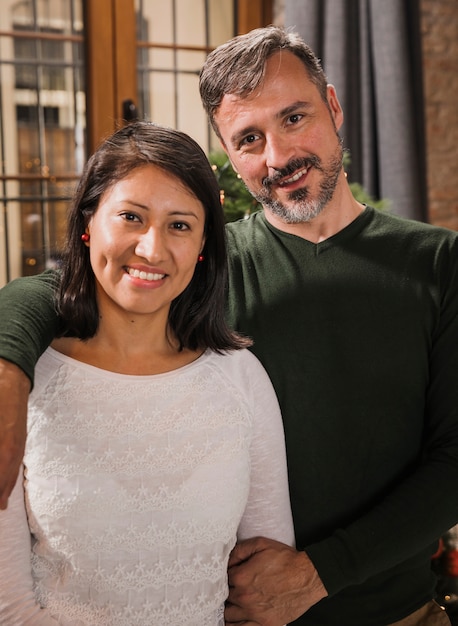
[121,212,140,222]
[171,222,189,231]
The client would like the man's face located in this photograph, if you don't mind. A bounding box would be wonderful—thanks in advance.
[214,51,345,224]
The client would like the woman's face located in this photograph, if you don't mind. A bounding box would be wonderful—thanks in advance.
[84,164,206,323]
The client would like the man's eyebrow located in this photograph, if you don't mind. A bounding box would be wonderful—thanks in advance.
[278,101,311,118]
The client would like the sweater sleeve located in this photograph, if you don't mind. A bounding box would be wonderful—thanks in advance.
[0,467,58,624]
[306,235,458,595]
[0,270,60,386]
[236,352,295,547]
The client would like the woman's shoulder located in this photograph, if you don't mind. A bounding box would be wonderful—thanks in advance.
[205,348,274,392]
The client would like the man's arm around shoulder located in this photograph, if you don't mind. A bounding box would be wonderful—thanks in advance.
[0,359,30,509]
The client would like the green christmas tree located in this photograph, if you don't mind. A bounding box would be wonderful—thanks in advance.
[209,152,261,223]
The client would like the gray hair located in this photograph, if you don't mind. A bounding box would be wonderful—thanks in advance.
[199,26,328,138]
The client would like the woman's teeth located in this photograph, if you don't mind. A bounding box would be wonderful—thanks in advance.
[127,268,165,281]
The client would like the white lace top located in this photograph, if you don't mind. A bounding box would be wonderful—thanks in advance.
[0,347,294,625]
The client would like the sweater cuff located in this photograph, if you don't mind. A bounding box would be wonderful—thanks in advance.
[306,530,361,597]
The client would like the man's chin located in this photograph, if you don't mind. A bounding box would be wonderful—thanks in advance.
[263,201,323,224]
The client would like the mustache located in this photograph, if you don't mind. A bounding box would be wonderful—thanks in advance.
[262,156,321,189]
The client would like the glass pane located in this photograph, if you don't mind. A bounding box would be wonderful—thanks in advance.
[175,0,205,46]
[208,0,235,48]
[137,0,174,45]
[0,0,85,284]
[135,0,234,154]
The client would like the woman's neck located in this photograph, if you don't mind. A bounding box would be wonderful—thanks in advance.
[52,312,203,375]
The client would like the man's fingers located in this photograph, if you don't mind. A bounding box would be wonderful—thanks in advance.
[228,536,263,568]
[225,602,256,625]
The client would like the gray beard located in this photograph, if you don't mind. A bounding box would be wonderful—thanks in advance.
[251,143,344,224]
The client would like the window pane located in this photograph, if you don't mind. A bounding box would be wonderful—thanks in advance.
[0,0,85,283]
[135,0,234,153]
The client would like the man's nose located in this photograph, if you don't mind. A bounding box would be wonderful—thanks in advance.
[265,134,294,173]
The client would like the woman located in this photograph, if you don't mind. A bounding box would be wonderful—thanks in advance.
[0,122,294,625]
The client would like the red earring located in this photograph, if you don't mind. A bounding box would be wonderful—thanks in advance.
[81,233,90,242]
[198,254,204,262]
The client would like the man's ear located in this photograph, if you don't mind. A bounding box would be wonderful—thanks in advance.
[326,84,344,131]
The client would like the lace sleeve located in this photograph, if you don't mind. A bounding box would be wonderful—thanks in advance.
[236,354,295,546]
[0,466,58,624]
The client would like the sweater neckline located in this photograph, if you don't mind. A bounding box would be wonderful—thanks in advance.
[44,345,212,380]
[259,205,373,249]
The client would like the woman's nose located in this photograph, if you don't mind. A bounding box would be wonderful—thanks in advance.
[135,228,165,261]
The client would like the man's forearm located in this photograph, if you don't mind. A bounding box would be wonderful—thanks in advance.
[0,359,30,509]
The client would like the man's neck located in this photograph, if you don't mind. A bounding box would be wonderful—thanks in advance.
[263,188,365,244]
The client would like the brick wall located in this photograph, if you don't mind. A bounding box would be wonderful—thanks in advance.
[421,0,458,229]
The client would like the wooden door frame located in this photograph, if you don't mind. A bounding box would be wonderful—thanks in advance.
[236,0,273,34]
[83,0,137,153]
[83,0,272,152]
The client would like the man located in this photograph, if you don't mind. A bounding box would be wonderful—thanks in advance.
[1,26,458,626]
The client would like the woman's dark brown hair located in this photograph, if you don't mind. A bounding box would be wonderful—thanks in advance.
[57,121,251,352]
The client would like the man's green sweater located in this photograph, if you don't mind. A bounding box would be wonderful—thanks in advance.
[225,207,458,625]
[1,206,458,625]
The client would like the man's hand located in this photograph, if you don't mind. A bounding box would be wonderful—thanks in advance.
[225,537,327,625]
[0,359,30,509]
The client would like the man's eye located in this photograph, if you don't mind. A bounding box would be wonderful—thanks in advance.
[241,134,258,146]
[288,114,303,124]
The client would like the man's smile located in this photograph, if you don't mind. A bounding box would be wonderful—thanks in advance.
[277,167,310,187]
